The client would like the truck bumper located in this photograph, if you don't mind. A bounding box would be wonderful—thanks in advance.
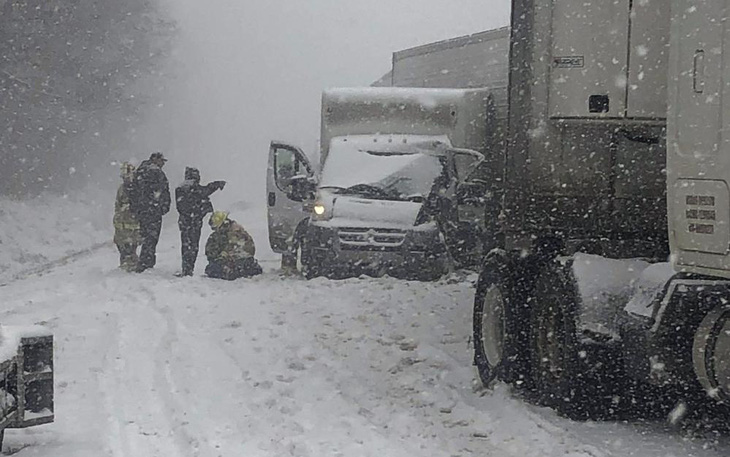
[305,222,448,279]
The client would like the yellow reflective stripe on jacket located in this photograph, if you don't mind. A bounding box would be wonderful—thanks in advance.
[114,221,140,231]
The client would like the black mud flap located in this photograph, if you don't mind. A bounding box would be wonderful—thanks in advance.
[12,335,54,428]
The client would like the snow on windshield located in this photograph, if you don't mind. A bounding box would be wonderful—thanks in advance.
[319,135,448,199]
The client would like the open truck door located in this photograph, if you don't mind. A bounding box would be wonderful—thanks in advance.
[267,141,315,258]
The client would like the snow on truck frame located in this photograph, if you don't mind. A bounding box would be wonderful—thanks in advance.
[0,325,54,448]
[266,87,499,279]
[472,0,730,419]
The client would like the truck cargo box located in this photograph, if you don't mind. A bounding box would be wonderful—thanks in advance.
[505,0,670,257]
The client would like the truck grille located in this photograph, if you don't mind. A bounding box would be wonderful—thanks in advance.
[337,227,406,251]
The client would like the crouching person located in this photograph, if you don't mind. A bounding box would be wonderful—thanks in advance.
[205,211,263,280]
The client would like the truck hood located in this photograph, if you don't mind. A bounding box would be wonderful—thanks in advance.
[331,195,422,227]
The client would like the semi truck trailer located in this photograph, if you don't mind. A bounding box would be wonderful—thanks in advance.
[473,0,729,419]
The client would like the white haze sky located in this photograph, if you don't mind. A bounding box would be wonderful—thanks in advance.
[145,0,510,206]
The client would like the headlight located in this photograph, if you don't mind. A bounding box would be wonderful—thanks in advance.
[312,201,333,221]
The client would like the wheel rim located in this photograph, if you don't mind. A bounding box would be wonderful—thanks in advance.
[714,315,730,400]
[481,284,505,368]
[695,306,730,402]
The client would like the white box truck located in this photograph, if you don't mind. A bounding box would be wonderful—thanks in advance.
[266,87,501,279]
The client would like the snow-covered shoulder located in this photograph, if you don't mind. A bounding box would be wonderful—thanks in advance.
[0,192,111,283]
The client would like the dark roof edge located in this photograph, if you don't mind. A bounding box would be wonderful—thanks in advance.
[394,26,510,61]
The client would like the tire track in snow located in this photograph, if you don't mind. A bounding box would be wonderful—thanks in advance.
[199,282,440,457]
[144,283,286,457]
[133,286,198,457]
[98,312,134,457]
[93,286,193,457]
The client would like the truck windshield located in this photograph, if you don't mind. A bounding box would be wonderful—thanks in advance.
[319,137,446,201]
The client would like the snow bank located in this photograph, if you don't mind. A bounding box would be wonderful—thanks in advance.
[0,192,112,283]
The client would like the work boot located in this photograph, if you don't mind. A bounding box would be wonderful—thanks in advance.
[281,252,297,275]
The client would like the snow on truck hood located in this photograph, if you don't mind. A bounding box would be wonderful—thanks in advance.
[329,195,423,228]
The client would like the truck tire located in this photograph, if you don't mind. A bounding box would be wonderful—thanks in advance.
[473,252,531,387]
[530,258,623,420]
[530,258,590,417]
[411,253,449,281]
[298,239,323,280]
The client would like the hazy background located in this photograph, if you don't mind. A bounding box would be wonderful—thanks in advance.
[139,0,511,207]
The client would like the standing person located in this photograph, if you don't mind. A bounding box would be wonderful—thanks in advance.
[113,162,141,271]
[205,211,263,280]
[132,152,171,272]
[175,167,226,276]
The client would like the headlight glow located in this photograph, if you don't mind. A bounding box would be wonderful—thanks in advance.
[313,203,326,216]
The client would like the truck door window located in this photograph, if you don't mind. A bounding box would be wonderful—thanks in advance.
[274,147,300,191]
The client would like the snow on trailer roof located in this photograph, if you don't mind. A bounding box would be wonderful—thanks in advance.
[323,87,480,107]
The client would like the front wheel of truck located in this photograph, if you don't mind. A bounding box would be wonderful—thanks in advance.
[473,252,531,387]
[298,238,325,280]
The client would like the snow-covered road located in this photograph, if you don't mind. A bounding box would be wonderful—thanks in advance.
[1,223,729,457]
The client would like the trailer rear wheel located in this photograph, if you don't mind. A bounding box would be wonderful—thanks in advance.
[473,253,530,386]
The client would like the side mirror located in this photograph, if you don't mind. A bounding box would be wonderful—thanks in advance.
[287,175,316,202]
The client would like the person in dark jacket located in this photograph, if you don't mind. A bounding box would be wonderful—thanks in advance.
[132,152,171,272]
[205,211,262,280]
[175,167,226,276]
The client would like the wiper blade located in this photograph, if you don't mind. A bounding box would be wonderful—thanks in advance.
[319,185,345,189]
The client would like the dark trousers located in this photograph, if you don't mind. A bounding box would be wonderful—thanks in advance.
[138,217,162,271]
[205,257,263,280]
[180,219,203,276]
